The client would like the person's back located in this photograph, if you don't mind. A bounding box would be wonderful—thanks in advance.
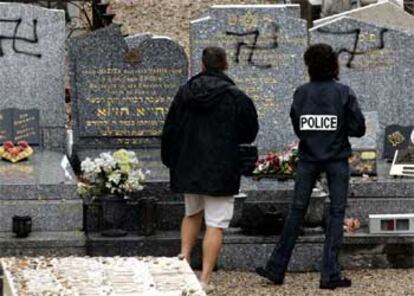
[291,80,365,162]
[257,44,365,291]
[162,46,258,291]
[163,69,257,195]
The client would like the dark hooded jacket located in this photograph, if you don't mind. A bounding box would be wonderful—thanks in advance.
[161,71,259,196]
[291,80,366,162]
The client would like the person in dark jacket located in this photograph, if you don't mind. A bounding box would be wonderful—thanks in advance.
[256,43,366,290]
[161,46,259,289]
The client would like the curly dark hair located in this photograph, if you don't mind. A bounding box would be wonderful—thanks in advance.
[304,43,339,81]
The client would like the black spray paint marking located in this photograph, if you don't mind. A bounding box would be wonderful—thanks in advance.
[0,18,42,58]
[316,27,388,68]
[226,23,279,68]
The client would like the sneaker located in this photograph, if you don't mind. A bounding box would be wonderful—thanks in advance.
[255,267,284,285]
[319,277,352,290]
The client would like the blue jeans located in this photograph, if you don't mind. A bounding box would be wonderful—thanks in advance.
[265,159,349,282]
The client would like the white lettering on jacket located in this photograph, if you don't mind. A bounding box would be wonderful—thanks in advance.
[300,115,338,131]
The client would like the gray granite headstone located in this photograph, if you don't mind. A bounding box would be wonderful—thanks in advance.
[191,5,308,153]
[69,26,188,151]
[0,4,65,151]
[310,17,414,156]
[350,111,379,150]
[0,109,13,142]
[314,1,414,33]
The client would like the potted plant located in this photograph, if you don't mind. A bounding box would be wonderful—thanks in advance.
[78,149,145,237]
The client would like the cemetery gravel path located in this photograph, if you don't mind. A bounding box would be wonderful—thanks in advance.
[210,269,414,296]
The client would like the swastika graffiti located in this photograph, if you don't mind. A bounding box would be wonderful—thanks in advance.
[226,23,279,68]
[316,27,388,68]
[0,18,41,58]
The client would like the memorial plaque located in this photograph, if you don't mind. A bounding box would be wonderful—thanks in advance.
[191,5,307,153]
[0,108,40,144]
[383,125,414,160]
[13,109,40,144]
[310,17,414,156]
[70,26,188,149]
[349,149,377,176]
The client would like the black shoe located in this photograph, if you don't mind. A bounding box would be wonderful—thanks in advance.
[255,267,284,285]
[320,277,352,290]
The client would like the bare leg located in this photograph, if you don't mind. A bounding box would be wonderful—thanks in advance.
[181,211,204,262]
[200,226,223,284]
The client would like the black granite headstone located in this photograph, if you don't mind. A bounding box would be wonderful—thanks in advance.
[383,125,414,160]
[0,108,40,145]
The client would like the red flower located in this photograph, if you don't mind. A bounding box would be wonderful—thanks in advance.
[3,141,14,149]
[18,140,29,148]
[266,152,277,161]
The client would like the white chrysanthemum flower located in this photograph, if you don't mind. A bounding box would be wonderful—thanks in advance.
[99,152,117,172]
[81,157,97,174]
[108,171,122,185]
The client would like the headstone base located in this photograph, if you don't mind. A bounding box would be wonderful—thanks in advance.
[0,150,83,232]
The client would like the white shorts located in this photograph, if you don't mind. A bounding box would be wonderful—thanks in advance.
[184,194,234,229]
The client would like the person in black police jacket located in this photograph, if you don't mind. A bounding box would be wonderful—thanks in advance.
[256,43,366,290]
[161,46,258,290]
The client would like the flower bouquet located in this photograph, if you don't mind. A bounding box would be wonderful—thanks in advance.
[78,149,146,199]
[253,143,299,180]
[78,149,146,237]
[0,141,33,163]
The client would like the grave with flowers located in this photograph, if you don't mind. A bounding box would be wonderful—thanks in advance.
[0,4,84,256]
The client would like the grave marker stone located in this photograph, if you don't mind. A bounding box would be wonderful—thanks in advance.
[350,111,380,150]
[0,3,66,151]
[0,108,40,144]
[191,5,308,153]
[69,26,188,159]
[310,16,414,156]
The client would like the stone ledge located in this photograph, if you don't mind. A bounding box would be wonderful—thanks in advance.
[86,229,414,271]
[0,200,83,232]
[0,231,86,257]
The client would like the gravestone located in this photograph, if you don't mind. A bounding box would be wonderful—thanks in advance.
[310,16,414,156]
[314,0,414,33]
[69,25,188,177]
[350,111,379,150]
[0,4,83,256]
[191,5,308,153]
[0,3,66,151]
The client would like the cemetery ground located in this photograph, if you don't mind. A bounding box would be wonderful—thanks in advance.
[210,269,414,296]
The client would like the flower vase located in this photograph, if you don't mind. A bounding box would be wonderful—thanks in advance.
[101,195,128,237]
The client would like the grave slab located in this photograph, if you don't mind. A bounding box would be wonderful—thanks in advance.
[1,257,205,296]
[0,150,82,233]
